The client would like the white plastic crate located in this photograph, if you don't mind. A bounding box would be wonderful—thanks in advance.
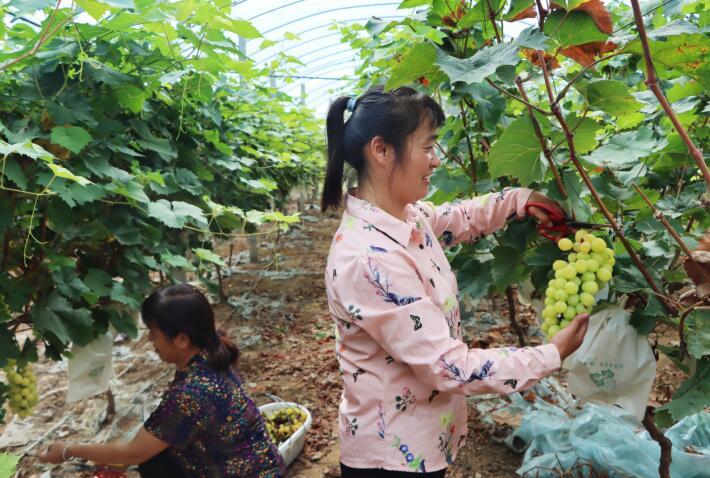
[259,401,312,467]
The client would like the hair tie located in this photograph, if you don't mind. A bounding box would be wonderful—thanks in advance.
[346,97,357,113]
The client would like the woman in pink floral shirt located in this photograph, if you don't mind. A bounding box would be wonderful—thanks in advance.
[322,87,589,477]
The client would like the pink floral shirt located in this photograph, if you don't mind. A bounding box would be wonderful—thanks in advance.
[325,188,561,473]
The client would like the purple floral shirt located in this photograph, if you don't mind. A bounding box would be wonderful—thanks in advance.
[144,352,285,477]
[325,189,561,472]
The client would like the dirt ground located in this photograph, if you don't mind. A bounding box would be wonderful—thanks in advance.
[0,207,688,478]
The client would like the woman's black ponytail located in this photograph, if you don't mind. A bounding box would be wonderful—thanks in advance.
[206,329,240,371]
[321,96,351,212]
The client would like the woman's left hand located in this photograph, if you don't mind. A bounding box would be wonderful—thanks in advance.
[37,441,67,464]
[525,191,564,227]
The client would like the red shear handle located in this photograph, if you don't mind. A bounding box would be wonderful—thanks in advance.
[524,201,571,242]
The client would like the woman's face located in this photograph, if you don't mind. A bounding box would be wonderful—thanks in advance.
[147,325,181,364]
[390,118,441,205]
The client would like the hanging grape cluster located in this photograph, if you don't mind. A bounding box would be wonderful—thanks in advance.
[541,230,616,339]
[3,360,38,418]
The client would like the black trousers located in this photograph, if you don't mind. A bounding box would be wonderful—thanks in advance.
[138,449,188,478]
[341,462,447,478]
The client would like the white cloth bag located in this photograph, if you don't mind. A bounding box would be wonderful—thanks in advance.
[66,333,113,403]
[564,302,656,421]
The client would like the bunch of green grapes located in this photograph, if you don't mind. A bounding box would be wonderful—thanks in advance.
[262,406,307,444]
[3,360,39,418]
[541,230,615,339]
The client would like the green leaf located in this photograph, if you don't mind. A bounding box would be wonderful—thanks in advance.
[47,163,93,186]
[147,200,207,229]
[386,42,438,89]
[685,308,710,359]
[50,126,92,154]
[0,453,20,478]
[193,247,226,267]
[111,282,141,308]
[32,291,93,346]
[625,34,710,90]
[8,0,53,15]
[544,10,608,47]
[503,0,534,21]
[160,250,195,270]
[115,85,146,113]
[459,260,493,300]
[436,27,547,85]
[84,269,113,297]
[0,140,53,161]
[487,114,544,186]
[2,158,28,189]
[76,0,110,20]
[491,246,525,289]
[399,0,431,7]
[551,114,603,154]
[585,127,660,170]
[656,357,710,423]
[583,80,643,116]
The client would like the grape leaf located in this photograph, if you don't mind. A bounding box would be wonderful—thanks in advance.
[386,42,439,89]
[148,200,207,229]
[32,291,93,346]
[50,126,92,154]
[544,10,608,47]
[487,114,545,186]
[194,247,226,266]
[0,453,20,478]
[585,127,660,170]
[685,309,710,359]
[491,246,526,289]
[583,79,643,116]
[436,27,548,85]
[503,0,535,21]
[656,357,710,423]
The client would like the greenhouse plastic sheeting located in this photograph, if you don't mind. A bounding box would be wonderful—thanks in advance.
[513,402,710,477]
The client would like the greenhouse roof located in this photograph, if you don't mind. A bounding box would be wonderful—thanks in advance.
[238,0,538,116]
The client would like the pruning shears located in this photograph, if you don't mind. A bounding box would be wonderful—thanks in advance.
[524,201,611,241]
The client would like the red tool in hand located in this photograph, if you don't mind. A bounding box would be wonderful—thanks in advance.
[524,201,611,241]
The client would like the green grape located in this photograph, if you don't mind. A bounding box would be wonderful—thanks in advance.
[575,303,587,314]
[604,248,614,259]
[567,294,580,306]
[575,229,588,243]
[579,241,591,253]
[560,319,571,328]
[591,237,606,252]
[573,242,581,252]
[542,306,556,320]
[546,287,556,298]
[555,269,565,279]
[607,256,616,266]
[590,252,604,263]
[582,272,596,283]
[558,238,573,251]
[597,268,612,282]
[583,233,596,244]
[568,253,577,263]
[541,322,550,333]
[572,276,582,286]
[553,279,566,289]
[580,292,595,307]
[547,325,561,337]
[544,297,555,306]
[544,316,558,327]
[562,266,576,280]
[553,260,567,271]
[554,289,569,301]
[577,252,590,261]
[586,259,600,272]
[563,306,576,320]
[582,281,599,294]
[574,260,588,273]
[554,301,567,314]
[564,281,579,295]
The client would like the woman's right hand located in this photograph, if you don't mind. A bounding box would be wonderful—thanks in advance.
[550,313,590,361]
